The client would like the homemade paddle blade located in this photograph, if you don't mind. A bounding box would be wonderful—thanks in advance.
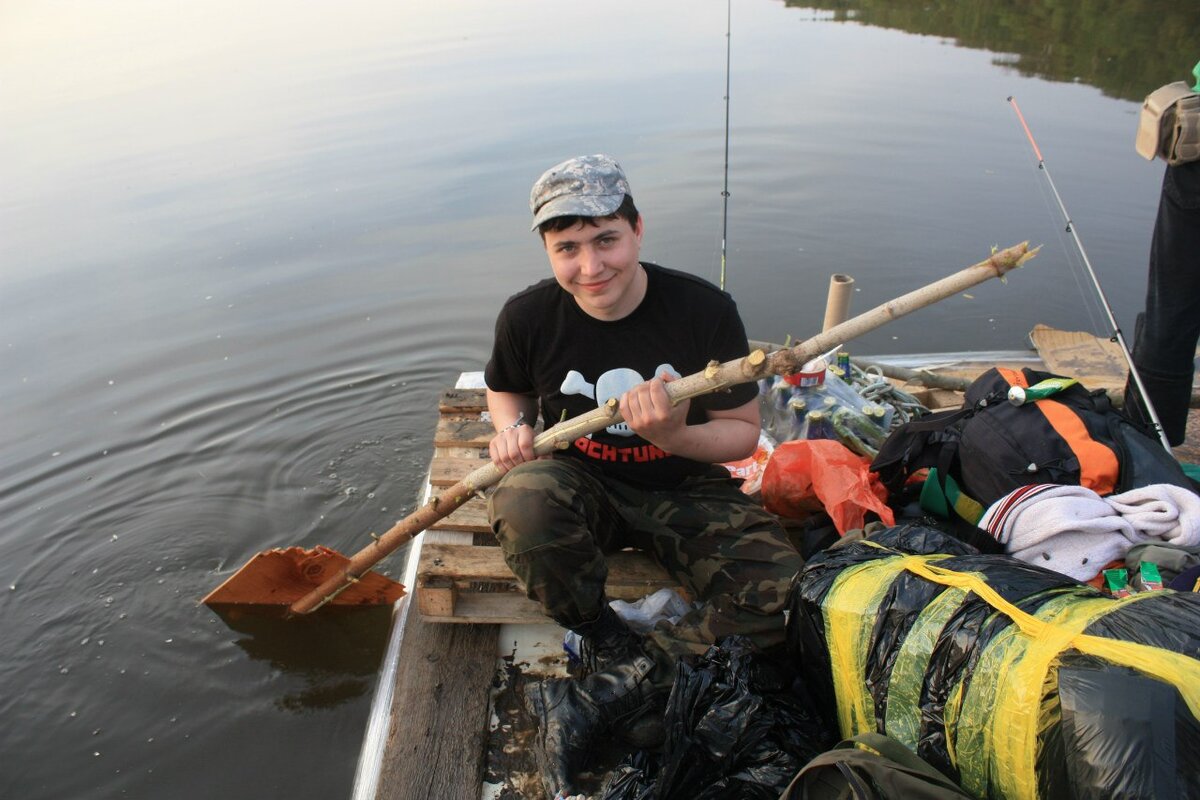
[202,545,405,609]
[203,471,486,614]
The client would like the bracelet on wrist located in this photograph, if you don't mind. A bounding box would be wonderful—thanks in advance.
[501,413,528,433]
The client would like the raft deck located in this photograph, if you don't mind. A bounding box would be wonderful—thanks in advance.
[357,333,1200,799]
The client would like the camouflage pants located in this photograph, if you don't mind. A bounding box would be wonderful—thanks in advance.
[488,457,802,672]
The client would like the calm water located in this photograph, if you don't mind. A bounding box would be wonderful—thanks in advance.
[2,1,1195,797]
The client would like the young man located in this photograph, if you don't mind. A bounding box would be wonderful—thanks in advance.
[484,154,802,796]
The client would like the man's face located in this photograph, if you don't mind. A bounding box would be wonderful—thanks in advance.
[542,215,646,321]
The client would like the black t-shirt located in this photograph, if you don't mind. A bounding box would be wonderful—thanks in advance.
[484,262,757,488]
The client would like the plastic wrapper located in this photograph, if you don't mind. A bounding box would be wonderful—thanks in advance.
[761,439,895,535]
[721,431,775,496]
[759,371,890,457]
[598,637,835,800]
[786,524,1200,799]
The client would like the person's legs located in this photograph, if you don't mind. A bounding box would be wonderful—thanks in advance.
[618,473,803,670]
[1126,161,1200,446]
[489,457,624,628]
[493,464,803,796]
[490,459,664,796]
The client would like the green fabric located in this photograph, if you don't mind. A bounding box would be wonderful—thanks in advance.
[847,733,960,788]
[1181,461,1200,481]
[918,468,984,525]
[1193,59,1199,92]
[919,469,950,517]
[784,732,974,799]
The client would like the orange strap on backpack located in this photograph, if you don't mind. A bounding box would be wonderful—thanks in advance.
[996,367,1117,496]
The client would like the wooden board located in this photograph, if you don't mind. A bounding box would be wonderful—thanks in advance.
[428,495,491,533]
[434,415,495,448]
[438,387,488,414]
[429,454,492,487]
[373,390,504,798]
[420,542,673,585]
[374,595,497,798]
[1029,324,1127,394]
[897,386,964,411]
[417,542,684,623]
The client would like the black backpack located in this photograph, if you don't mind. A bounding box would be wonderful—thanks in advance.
[781,732,974,800]
[870,367,1193,521]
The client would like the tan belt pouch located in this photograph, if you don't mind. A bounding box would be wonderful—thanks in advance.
[1135,81,1200,165]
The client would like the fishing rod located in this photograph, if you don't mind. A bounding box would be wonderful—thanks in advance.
[1007,95,1171,450]
[719,0,731,290]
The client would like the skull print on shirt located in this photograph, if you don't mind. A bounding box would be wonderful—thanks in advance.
[560,364,680,436]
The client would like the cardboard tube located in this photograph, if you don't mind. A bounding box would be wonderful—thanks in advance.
[822,273,855,332]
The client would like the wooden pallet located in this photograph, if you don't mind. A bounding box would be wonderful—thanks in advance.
[416,387,683,623]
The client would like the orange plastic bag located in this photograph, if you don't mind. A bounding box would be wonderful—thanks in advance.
[761,439,895,535]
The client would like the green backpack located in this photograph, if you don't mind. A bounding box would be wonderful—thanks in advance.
[781,733,975,800]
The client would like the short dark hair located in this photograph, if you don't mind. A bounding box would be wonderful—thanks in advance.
[537,194,640,237]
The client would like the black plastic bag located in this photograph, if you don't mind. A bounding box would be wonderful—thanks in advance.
[599,637,834,800]
[787,523,1200,799]
[598,750,658,800]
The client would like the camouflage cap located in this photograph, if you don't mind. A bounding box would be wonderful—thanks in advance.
[529,154,630,231]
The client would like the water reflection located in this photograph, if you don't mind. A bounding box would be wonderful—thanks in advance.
[792,0,1200,101]
[214,605,394,712]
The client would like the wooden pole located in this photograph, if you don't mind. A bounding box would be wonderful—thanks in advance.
[287,242,1038,614]
[852,359,972,392]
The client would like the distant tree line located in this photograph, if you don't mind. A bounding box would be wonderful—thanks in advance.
[788,0,1198,102]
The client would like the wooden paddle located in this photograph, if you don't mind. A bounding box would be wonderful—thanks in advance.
[202,242,1038,615]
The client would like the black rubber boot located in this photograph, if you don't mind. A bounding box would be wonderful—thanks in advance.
[573,604,644,676]
[525,645,667,798]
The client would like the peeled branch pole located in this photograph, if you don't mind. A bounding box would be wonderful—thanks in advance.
[269,242,1038,615]
[852,359,972,393]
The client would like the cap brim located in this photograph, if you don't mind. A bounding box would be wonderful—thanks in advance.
[530,193,625,231]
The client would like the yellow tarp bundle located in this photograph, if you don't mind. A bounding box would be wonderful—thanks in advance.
[808,538,1200,799]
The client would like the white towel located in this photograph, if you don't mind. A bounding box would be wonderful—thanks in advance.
[1104,484,1200,546]
[980,483,1136,580]
[981,483,1200,581]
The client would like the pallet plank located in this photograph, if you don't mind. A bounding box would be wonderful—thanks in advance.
[434,416,495,448]
[435,444,491,460]
[420,542,673,585]
[430,454,491,486]
[438,387,488,414]
[416,542,685,622]
[422,591,547,624]
[429,496,492,533]
[416,577,457,618]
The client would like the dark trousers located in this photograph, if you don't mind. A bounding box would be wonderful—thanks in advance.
[1126,161,1200,446]
[488,457,802,678]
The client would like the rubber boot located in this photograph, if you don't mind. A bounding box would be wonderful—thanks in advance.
[572,605,668,748]
[525,645,667,797]
[573,604,644,676]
